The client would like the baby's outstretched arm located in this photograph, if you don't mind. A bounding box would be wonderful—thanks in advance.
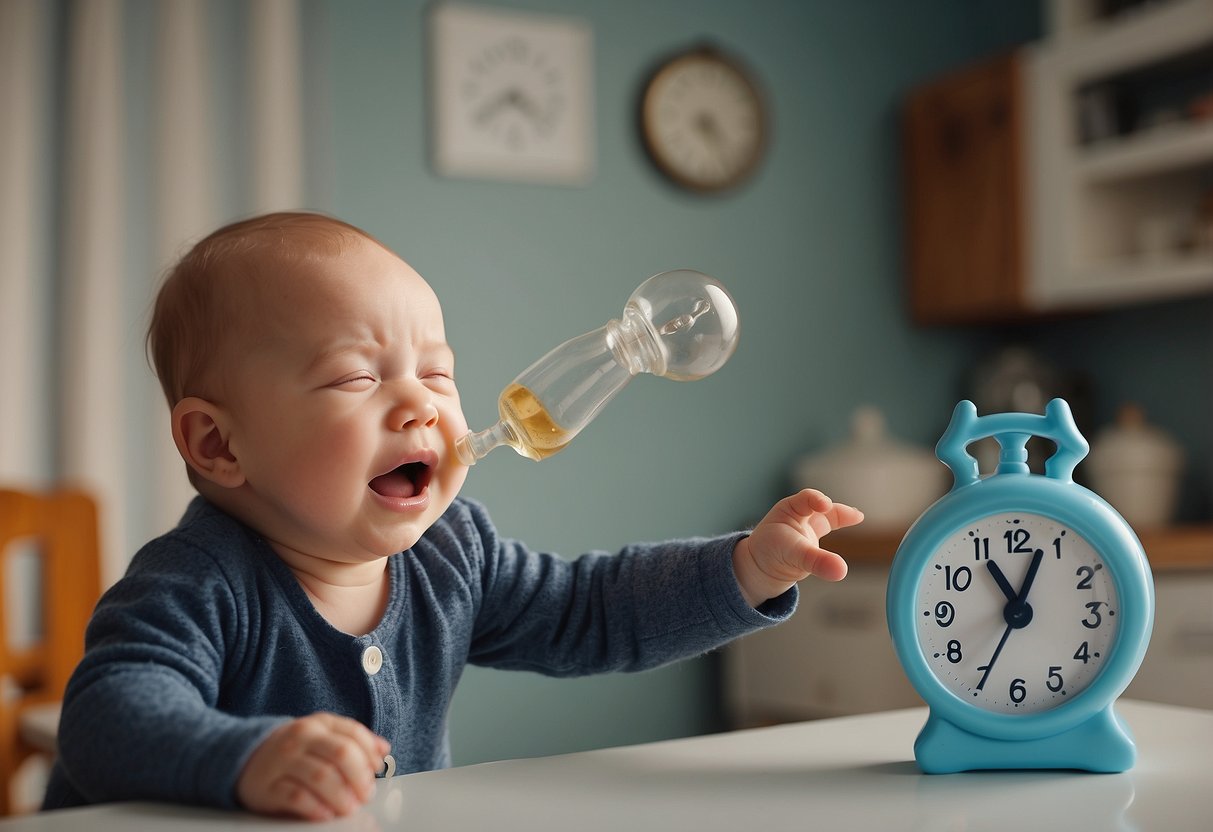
[732,488,864,608]
[236,712,390,821]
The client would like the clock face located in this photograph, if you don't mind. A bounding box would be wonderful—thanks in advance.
[459,37,566,153]
[915,512,1120,714]
[430,4,593,184]
[640,49,766,192]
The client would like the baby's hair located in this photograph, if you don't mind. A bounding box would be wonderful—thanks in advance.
[146,211,381,407]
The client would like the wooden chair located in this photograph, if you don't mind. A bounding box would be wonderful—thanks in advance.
[0,488,102,814]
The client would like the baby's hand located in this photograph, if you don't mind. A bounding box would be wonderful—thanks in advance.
[732,489,864,608]
[236,712,390,821]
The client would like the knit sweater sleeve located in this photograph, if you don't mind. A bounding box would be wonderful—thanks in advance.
[47,537,287,809]
[454,499,797,675]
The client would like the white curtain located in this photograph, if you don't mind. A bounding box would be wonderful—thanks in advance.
[59,0,130,587]
[0,0,307,586]
[0,0,49,487]
[0,0,52,652]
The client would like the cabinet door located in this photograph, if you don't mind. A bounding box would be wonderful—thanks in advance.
[903,52,1027,325]
[723,568,921,725]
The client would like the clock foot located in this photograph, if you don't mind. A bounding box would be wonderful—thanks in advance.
[914,704,1136,773]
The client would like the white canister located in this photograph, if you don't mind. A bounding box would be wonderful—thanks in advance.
[1086,404,1183,529]
[792,406,950,532]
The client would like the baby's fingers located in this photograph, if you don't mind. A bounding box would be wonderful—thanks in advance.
[313,715,390,800]
[780,490,864,532]
[784,488,833,518]
[324,713,391,780]
[299,734,375,811]
[294,751,367,818]
[801,547,848,582]
[267,773,340,822]
[824,501,864,531]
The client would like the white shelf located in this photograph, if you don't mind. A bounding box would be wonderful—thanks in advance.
[1039,253,1213,306]
[1056,0,1213,82]
[1078,119,1213,183]
[1029,0,1213,311]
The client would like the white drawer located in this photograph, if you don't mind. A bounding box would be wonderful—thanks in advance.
[1126,572,1213,710]
[724,568,921,725]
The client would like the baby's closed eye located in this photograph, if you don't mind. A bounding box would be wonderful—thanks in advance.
[331,372,378,390]
[420,366,457,390]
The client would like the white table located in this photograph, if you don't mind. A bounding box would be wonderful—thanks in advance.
[3,700,1210,831]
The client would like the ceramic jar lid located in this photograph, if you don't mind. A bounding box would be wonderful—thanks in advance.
[792,406,949,532]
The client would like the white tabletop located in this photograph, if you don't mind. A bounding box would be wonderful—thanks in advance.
[4,700,1210,831]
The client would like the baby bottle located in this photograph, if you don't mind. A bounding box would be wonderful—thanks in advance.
[455,269,740,465]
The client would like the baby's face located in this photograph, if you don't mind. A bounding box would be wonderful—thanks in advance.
[217,236,469,563]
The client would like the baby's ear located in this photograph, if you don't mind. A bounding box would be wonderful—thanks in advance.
[171,397,245,489]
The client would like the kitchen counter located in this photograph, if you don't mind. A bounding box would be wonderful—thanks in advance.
[4,700,1210,831]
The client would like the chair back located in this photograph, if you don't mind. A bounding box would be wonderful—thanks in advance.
[0,488,102,814]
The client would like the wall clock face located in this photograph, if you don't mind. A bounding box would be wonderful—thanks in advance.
[640,47,767,193]
[429,3,593,184]
[915,512,1119,714]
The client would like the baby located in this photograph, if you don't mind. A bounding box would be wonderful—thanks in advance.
[43,212,862,820]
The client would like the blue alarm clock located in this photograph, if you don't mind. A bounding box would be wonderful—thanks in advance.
[887,399,1154,774]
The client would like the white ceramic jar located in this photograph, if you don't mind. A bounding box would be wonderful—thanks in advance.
[792,406,949,532]
[1086,404,1183,529]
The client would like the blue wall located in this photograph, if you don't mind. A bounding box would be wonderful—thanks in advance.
[312,0,1208,765]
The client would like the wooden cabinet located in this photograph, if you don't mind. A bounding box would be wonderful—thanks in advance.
[903,0,1213,324]
[903,53,1028,325]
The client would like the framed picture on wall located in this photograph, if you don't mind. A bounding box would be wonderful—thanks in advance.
[428,3,594,185]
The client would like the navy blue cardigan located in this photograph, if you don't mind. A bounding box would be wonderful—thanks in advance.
[44,496,795,810]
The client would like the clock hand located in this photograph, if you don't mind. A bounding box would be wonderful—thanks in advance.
[1015,548,1045,607]
[474,88,548,136]
[986,560,1018,603]
[976,622,1013,691]
[474,90,514,125]
[508,89,545,126]
[695,113,731,153]
[695,113,721,141]
[998,547,1044,630]
[977,549,1045,692]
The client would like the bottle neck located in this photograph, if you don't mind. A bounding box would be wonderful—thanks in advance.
[455,420,521,466]
[606,307,666,377]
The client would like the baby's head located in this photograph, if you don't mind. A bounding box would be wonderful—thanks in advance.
[148,212,469,563]
[148,212,372,409]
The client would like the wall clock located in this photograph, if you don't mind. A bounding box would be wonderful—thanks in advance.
[428,3,593,184]
[639,45,767,193]
[887,399,1154,774]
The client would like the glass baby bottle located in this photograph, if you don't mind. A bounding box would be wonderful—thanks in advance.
[455,269,740,465]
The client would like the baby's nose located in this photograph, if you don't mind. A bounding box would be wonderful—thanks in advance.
[387,382,438,430]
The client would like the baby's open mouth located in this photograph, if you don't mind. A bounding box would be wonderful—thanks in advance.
[369,461,432,499]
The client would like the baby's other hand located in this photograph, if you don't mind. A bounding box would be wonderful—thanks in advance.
[732,488,864,608]
[236,712,391,821]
